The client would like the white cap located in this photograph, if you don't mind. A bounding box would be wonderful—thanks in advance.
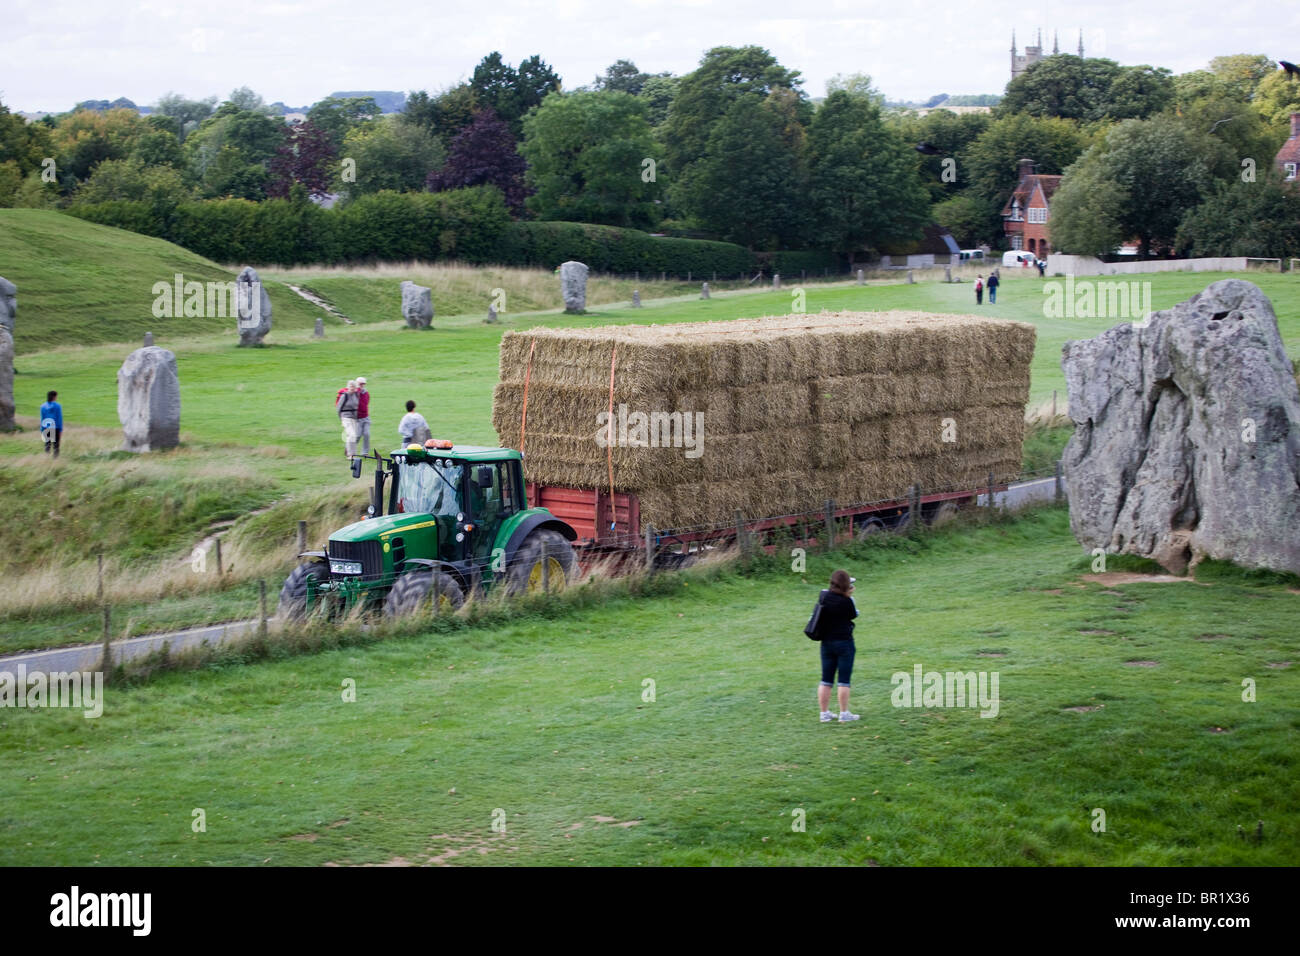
[357,376,367,385]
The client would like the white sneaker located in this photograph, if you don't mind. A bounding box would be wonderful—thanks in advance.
[838,711,860,723]
[819,711,836,723]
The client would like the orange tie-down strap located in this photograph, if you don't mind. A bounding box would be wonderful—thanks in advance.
[607,345,617,527]
[519,337,536,457]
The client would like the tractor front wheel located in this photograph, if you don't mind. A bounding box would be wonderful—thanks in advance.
[277,561,328,620]
[384,569,465,617]
[507,529,577,595]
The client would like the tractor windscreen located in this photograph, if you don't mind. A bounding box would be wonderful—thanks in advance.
[397,459,462,516]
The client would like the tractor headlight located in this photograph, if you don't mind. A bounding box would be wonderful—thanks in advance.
[330,559,363,575]
[455,532,465,542]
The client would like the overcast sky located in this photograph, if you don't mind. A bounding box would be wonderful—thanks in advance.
[2,0,1295,112]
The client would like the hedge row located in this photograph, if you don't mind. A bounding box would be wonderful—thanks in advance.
[66,190,830,277]
[67,188,510,267]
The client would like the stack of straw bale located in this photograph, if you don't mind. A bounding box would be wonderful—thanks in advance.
[493,311,1036,530]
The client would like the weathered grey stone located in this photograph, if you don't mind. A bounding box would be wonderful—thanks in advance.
[944,265,952,283]
[773,274,781,289]
[117,346,180,452]
[1063,279,1300,575]
[701,282,710,300]
[235,266,272,346]
[0,276,15,335]
[560,261,588,313]
[632,290,641,308]
[856,269,864,286]
[486,305,497,323]
[143,332,154,347]
[0,326,14,432]
[906,269,915,284]
[314,317,325,338]
[400,280,433,328]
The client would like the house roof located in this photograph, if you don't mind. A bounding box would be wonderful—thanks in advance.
[1001,174,1063,217]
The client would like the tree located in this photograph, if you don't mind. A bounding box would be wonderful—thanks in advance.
[638,74,679,128]
[184,105,285,199]
[152,93,217,142]
[1176,174,1300,257]
[339,115,445,198]
[826,73,885,105]
[50,107,150,183]
[519,92,659,228]
[807,90,928,253]
[888,106,992,201]
[594,60,651,96]
[227,86,273,115]
[129,128,184,169]
[1208,54,1273,102]
[675,93,807,248]
[307,96,381,150]
[71,158,191,207]
[0,99,52,176]
[931,194,996,249]
[1046,151,1127,256]
[469,53,561,136]
[428,108,528,215]
[267,121,337,199]
[1105,65,1175,119]
[1251,70,1300,128]
[662,46,808,180]
[999,55,1123,120]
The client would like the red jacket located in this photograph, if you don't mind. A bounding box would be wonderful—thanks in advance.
[357,389,370,418]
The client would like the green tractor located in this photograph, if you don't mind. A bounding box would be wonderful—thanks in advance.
[277,442,578,619]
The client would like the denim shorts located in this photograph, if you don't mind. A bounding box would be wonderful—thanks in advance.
[820,638,855,687]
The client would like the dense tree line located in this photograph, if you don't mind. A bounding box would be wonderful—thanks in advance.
[5,45,1300,262]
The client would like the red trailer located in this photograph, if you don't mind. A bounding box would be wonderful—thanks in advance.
[527,481,1002,570]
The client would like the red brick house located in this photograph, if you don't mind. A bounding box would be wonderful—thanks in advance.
[1001,158,1062,258]
[1274,113,1300,183]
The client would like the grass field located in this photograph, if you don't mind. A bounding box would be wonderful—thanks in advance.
[1,508,1295,866]
[3,231,1298,651]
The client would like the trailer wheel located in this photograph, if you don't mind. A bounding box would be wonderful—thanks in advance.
[856,518,886,540]
[930,501,959,526]
[508,529,577,595]
[277,560,328,620]
[384,569,465,617]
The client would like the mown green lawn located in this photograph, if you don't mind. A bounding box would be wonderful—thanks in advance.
[2,509,1295,866]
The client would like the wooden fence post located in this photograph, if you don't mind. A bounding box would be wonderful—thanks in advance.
[824,499,836,550]
[100,604,112,677]
[987,471,996,511]
[215,538,223,577]
[297,520,307,554]
[258,580,267,638]
[1054,460,1064,505]
[644,525,654,572]
[734,509,747,558]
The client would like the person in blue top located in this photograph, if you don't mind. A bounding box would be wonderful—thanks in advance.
[40,390,63,458]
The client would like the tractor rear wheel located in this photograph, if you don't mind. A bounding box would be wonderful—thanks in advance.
[277,561,328,620]
[507,529,577,595]
[384,569,465,617]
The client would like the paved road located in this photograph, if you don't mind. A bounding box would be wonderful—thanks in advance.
[0,620,261,674]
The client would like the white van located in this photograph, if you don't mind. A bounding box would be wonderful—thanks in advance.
[1002,251,1036,268]
[958,249,984,262]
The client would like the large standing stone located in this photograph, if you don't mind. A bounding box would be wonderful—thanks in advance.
[314,317,325,338]
[560,261,588,314]
[856,269,865,286]
[1063,279,1300,575]
[632,290,641,308]
[235,266,272,346]
[486,305,497,324]
[0,326,13,432]
[400,281,433,328]
[0,276,15,335]
[701,282,710,300]
[117,346,180,452]
[143,332,154,347]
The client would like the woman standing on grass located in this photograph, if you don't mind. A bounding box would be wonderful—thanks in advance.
[817,569,860,723]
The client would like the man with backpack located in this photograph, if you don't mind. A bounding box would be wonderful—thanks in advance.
[974,275,984,305]
[336,380,360,457]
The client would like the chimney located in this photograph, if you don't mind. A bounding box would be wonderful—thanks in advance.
[1017,158,1035,181]
[1292,113,1300,140]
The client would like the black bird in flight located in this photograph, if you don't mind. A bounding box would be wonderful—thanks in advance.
[1280,60,1300,79]
[915,142,943,155]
